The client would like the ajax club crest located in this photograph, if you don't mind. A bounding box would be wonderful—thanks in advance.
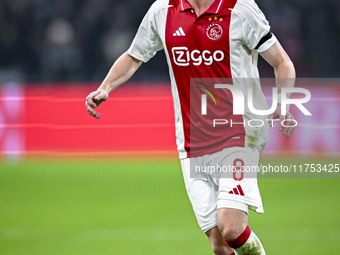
[206,23,223,41]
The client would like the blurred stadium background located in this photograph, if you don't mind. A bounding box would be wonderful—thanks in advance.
[0,0,339,254]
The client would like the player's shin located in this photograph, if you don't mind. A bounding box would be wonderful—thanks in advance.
[224,226,266,255]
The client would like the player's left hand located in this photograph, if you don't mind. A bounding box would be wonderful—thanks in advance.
[268,104,295,137]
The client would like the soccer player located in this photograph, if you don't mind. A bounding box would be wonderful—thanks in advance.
[85,0,296,254]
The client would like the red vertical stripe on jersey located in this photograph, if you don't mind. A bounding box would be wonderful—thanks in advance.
[165,0,244,158]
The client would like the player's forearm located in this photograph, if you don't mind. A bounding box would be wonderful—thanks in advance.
[260,41,296,99]
[97,52,142,94]
[273,58,296,98]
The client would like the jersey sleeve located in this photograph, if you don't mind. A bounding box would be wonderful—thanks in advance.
[128,2,164,63]
[233,0,277,52]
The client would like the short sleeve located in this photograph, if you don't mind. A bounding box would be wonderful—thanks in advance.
[233,0,277,52]
[128,2,164,63]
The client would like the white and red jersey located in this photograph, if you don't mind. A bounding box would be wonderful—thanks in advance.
[128,0,277,159]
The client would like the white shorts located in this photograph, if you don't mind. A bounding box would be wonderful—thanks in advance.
[181,147,264,232]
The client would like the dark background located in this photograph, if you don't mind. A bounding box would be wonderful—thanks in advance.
[0,0,339,83]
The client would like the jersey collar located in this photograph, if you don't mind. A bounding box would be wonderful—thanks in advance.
[180,0,226,14]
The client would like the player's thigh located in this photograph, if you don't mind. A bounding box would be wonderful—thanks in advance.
[181,158,218,232]
[217,147,264,214]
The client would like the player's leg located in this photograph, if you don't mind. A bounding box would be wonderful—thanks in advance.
[205,226,235,255]
[217,208,266,255]
[181,158,232,255]
[217,208,248,240]
[216,148,266,255]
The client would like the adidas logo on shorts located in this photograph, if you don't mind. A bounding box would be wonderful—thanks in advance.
[228,185,245,196]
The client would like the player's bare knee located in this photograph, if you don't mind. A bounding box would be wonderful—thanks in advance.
[220,224,242,241]
[217,208,248,241]
[206,226,231,255]
[210,243,222,255]
[210,242,232,255]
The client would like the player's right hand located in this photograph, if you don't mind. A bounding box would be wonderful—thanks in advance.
[85,90,109,119]
[268,103,295,137]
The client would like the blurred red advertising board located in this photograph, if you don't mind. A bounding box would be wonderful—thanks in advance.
[0,81,339,157]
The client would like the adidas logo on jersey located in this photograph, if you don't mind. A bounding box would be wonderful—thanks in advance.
[228,185,245,196]
[173,27,186,36]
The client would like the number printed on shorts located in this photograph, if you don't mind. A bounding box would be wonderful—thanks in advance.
[233,159,244,181]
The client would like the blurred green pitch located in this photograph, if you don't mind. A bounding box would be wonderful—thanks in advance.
[0,156,339,255]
